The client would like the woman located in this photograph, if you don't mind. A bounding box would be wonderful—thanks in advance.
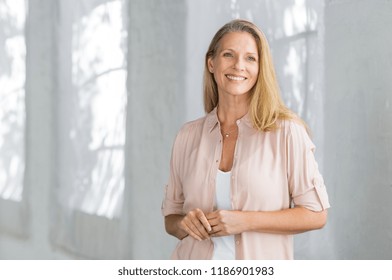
[161,19,330,260]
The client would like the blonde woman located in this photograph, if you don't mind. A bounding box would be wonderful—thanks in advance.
[162,19,330,260]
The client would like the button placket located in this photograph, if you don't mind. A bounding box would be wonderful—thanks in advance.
[210,129,223,211]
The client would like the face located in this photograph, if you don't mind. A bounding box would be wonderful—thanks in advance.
[208,31,259,99]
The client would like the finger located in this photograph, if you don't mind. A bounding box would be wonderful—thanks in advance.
[206,210,224,223]
[209,225,223,237]
[181,223,202,241]
[205,211,217,220]
[196,211,212,233]
[206,216,219,227]
[192,209,211,239]
[182,210,210,240]
[206,212,221,228]
[190,218,210,240]
[179,215,203,241]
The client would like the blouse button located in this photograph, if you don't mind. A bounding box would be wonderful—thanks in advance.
[236,120,241,125]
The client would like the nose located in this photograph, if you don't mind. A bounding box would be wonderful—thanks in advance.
[233,57,245,71]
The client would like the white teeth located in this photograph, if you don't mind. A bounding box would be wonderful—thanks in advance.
[226,75,246,81]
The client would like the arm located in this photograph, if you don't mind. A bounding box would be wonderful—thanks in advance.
[165,214,189,240]
[205,123,330,237]
[206,207,327,237]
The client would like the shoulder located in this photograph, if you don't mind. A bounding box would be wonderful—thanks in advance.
[172,114,211,149]
[278,118,308,135]
[176,109,217,138]
[177,115,207,137]
[277,118,314,150]
[182,115,207,131]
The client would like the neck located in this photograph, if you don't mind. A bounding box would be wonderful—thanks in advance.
[217,95,249,125]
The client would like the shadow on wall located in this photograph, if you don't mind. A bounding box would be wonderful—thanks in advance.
[0,0,26,202]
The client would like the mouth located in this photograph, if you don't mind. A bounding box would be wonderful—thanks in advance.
[225,74,247,81]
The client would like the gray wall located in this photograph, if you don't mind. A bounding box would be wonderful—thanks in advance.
[324,0,392,259]
[125,0,187,259]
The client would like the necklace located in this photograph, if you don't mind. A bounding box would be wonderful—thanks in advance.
[221,125,237,138]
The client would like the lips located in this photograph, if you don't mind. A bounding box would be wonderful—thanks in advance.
[225,74,247,81]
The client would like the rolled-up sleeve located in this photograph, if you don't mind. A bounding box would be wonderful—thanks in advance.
[161,130,185,216]
[286,121,330,212]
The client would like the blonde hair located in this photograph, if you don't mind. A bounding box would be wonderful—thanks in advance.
[204,19,304,132]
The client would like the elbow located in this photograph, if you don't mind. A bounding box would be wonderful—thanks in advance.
[298,206,328,231]
[165,214,187,240]
[315,209,328,229]
[164,216,173,235]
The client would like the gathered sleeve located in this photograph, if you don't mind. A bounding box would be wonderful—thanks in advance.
[161,128,186,216]
[286,121,330,212]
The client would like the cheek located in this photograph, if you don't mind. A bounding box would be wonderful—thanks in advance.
[213,66,226,81]
[250,67,259,81]
[212,72,221,84]
[252,65,260,76]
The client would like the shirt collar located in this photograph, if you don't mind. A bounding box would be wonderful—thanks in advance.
[206,107,253,133]
[206,107,219,133]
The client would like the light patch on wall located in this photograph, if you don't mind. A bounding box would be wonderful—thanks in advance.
[279,0,320,124]
[284,0,308,36]
[283,43,306,117]
[230,0,240,19]
[70,0,127,219]
[0,0,27,201]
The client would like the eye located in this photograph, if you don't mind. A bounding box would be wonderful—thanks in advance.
[223,52,233,58]
[247,56,257,62]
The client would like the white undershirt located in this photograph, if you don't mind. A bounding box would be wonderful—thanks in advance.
[211,169,235,260]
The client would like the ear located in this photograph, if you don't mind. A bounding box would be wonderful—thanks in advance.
[207,57,214,73]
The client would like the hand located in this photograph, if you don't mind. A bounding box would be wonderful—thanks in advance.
[206,210,245,237]
[179,208,212,241]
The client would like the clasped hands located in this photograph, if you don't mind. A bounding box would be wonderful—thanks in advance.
[179,208,244,241]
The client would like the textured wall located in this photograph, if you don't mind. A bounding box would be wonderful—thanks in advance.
[0,0,71,259]
[125,0,187,259]
[324,0,392,259]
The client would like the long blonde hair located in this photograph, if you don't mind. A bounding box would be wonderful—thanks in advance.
[204,19,303,132]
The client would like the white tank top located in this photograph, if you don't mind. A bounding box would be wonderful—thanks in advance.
[211,169,235,260]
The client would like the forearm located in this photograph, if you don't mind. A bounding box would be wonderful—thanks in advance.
[242,207,328,235]
[165,214,188,240]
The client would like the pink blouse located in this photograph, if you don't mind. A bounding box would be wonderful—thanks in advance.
[161,108,330,259]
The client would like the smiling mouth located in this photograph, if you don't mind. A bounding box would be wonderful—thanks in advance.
[225,74,247,81]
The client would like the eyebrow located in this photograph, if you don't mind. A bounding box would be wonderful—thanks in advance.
[220,48,258,56]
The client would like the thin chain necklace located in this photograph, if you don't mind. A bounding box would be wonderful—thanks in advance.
[221,125,238,138]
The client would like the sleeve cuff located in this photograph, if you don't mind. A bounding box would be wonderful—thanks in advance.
[293,177,330,212]
[161,200,184,216]
[161,185,184,216]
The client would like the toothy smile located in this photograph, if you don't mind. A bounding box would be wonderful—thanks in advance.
[225,74,246,81]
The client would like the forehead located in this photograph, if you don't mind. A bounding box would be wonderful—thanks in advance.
[218,31,258,53]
